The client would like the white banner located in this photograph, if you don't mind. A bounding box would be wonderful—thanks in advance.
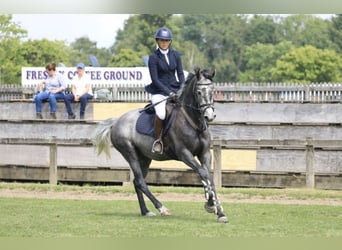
[21,67,152,86]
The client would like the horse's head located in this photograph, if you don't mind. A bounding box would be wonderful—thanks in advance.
[178,67,217,124]
[194,67,216,122]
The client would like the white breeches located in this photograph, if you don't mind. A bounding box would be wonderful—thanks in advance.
[151,94,168,120]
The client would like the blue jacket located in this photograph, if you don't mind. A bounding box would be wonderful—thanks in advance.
[145,48,185,95]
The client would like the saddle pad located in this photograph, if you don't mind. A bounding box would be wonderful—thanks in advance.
[136,109,175,138]
[136,112,155,137]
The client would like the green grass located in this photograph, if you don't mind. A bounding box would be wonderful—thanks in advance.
[0,182,341,238]
[1,181,341,200]
[0,197,341,237]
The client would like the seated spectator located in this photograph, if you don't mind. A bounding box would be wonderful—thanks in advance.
[34,62,66,119]
[64,63,93,119]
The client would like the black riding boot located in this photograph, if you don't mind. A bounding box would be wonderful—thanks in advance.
[152,116,163,154]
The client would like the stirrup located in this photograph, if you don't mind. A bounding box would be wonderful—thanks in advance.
[152,139,163,154]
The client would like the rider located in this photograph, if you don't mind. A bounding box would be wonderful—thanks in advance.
[145,27,185,154]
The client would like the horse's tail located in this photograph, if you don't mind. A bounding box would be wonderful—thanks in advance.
[93,118,116,158]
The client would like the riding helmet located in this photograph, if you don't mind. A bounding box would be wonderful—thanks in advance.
[155,27,173,40]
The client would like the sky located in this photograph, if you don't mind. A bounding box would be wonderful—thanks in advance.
[12,14,131,48]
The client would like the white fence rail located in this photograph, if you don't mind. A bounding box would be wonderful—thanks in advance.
[1,82,342,103]
[214,82,342,103]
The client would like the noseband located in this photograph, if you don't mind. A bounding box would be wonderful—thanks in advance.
[179,81,215,132]
[196,82,215,115]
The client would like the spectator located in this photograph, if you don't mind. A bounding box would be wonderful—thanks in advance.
[34,62,66,119]
[64,63,93,119]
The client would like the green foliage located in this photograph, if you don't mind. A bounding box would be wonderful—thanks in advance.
[19,39,71,67]
[244,15,279,45]
[240,42,294,82]
[271,45,342,83]
[183,14,246,82]
[329,14,342,52]
[109,48,145,67]
[276,15,335,50]
[111,14,175,61]
[1,14,342,85]
[178,40,208,72]
[70,37,112,67]
[0,14,27,84]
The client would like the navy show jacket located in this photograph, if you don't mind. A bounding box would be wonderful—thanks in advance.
[145,48,185,96]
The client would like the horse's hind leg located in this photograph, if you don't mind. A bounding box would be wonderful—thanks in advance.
[133,179,154,216]
[122,150,170,216]
[133,157,155,216]
[132,168,170,216]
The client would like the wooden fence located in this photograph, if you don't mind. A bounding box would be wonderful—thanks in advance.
[1,137,341,189]
[1,82,342,103]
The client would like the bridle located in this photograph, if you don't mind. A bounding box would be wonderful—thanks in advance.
[179,79,215,132]
[196,82,215,116]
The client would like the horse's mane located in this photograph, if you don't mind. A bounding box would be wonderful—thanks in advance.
[199,68,214,81]
[177,72,196,100]
[177,67,214,100]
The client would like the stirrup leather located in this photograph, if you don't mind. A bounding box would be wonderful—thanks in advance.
[152,139,163,154]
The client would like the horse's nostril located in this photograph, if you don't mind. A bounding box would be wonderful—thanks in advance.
[204,115,214,122]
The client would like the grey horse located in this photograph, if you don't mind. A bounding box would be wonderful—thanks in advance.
[94,67,228,223]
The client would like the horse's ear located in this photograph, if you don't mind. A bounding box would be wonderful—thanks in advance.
[194,66,201,78]
[211,68,216,79]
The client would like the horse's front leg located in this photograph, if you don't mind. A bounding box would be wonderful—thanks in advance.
[197,151,228,223]
[200,175,227,223]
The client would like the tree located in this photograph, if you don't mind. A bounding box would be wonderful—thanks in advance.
[239,41,293,82]
[182,14,247,82]
[177,40,208,72]
[108,48,145,67]
[244,15,279,45]
[70,37,112,67]
[329,14,342,53]
[271,45,342,83]
[276,15,336,50]
[111,14,175,67]
[0,14,27,41]
[0,14,27,84]
[19,39,71,67]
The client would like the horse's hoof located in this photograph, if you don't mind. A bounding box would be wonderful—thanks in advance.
[217,216,228,223]
[204,202,216,213]
[159,206,171,216]
[161,210,171,216]
[144,211,156,217]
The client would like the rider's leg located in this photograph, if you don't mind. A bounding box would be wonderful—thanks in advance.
[151,94,167,154]
[152,116,164,153]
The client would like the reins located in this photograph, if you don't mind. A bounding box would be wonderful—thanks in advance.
[175,79,214,132]
[139,96,171,113]
[180,106,206,132]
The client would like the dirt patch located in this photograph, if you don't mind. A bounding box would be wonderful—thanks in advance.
[0,188,341,206]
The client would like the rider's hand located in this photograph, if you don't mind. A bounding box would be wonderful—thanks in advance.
[169,92,177,99]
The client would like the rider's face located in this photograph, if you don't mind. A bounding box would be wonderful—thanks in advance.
[157,39,171,50]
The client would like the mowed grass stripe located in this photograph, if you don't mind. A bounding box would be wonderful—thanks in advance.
[0,197,341,237]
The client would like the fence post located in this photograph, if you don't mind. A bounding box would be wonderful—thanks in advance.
[49,136,58,185]
[305,137,315,188]
[212,137,222,188]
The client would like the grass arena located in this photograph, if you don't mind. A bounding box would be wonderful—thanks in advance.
[0,182,341,237]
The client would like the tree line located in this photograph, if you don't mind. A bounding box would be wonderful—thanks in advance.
[1,14,341,84]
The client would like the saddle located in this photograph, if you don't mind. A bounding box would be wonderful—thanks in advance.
[136,102,175,138]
